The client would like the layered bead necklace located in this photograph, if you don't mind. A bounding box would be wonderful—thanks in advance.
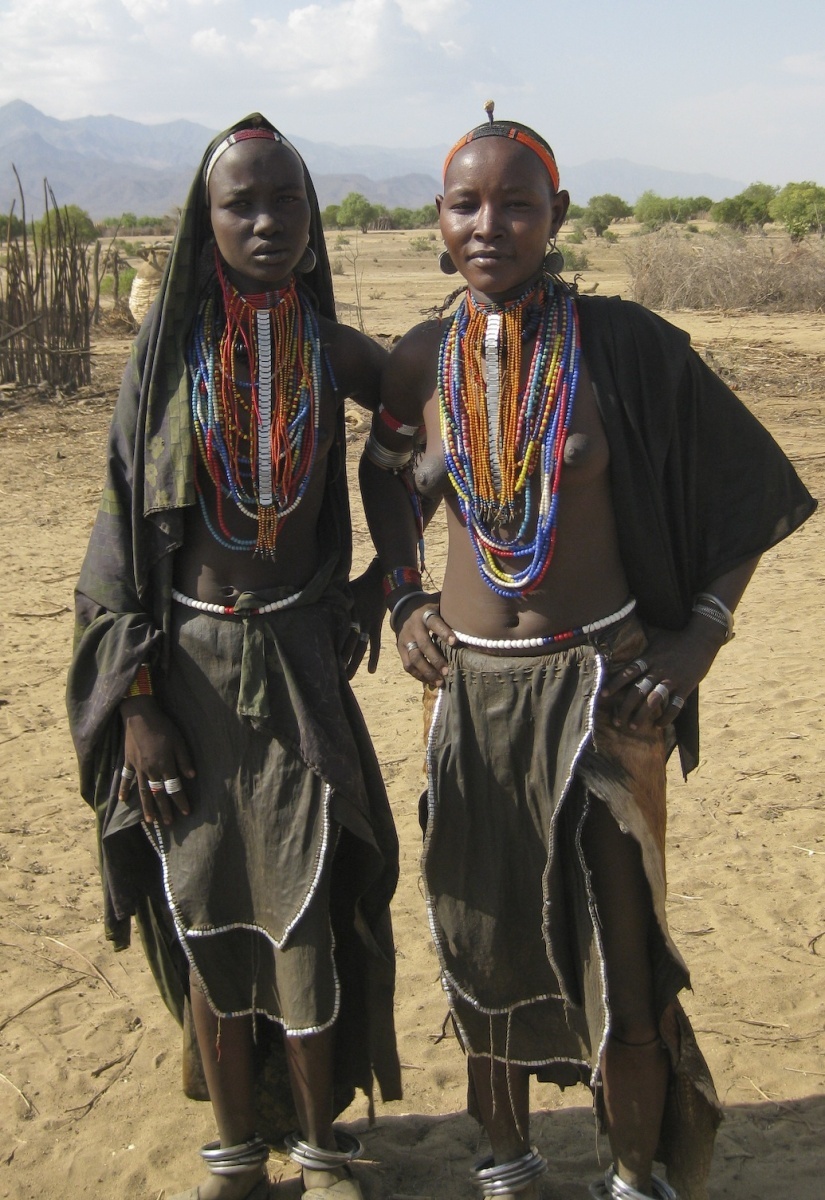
[438,277,580,597]
[188,255,321,557]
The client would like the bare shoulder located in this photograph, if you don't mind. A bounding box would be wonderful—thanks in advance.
[318,317,387,412]
[382,319,444,418]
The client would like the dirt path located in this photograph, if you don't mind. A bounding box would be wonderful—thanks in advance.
[1,247,823,1199]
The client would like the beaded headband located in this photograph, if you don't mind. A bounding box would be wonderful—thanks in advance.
[204,127,296,189]
[443,103,560,194]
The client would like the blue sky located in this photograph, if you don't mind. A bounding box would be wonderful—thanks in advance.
[1,0,823,185]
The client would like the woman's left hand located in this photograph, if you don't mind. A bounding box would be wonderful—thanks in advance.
[600,622,725,731]
[344,561,385,678]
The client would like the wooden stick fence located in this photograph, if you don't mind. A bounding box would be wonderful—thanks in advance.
[0,168,93,389]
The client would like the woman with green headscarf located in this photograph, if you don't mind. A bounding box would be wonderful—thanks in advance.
[67,115,401,1200]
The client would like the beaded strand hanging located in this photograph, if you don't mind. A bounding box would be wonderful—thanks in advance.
[188,254,321,557]
[437,277,580,597]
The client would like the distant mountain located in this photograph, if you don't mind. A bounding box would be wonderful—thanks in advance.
[563,158,745,205]
[0,101,744,220]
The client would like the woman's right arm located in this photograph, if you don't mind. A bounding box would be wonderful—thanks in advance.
[359,326,455,685]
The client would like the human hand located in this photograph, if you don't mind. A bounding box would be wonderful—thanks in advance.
[600,622,724,732]
[344,561,385,678]
[396,597,455,686]
[119,695,195,825]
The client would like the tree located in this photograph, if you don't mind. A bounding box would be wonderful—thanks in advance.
[634,191,673,230]
[320,204,340,230]
[389,207,415,229]
[1,211,25,240]
[412,203,439,227]
[336,192,378,232]
[769,182,825,241]
[38,204,98,244]
[711,183,777,231]
[582,193,633,237]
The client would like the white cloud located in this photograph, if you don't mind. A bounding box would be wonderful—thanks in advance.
[237,0,387,91]
[394,0,467,36]
[120,0,169,19]
[780,52,825,79]
[191,26,228,55]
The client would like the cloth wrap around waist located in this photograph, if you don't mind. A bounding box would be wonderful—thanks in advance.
[422,613,720,1200]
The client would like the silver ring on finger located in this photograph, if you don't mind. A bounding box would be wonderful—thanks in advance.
[652,682,670,705]
[671,694,685,711]
[147,779,164,793]
[636,676,655,697]
[121,766,136,782]
[422,608,439,627]
[164,777,183,795]
[404,640,419,653]
[630,657,648,675]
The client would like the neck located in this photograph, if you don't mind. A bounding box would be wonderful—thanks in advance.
[215,249,296,311]
[467,271,546,312]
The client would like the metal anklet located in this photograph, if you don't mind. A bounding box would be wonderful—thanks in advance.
[200,1135,270,1176]
[284,1130,363,1172]
[473,1147,547,1196]
[589,1165,678,1200]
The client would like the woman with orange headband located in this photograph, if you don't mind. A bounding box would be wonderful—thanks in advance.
[360,106,814,1200]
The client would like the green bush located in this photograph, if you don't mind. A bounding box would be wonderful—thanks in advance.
[769,182,825,241]
[558,244,589,271]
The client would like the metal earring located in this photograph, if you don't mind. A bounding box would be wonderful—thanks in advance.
[296,244,317,274]
[543,241,564,275]
[439,249,458,275]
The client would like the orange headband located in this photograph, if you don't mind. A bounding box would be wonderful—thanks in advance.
[443,127,560,193]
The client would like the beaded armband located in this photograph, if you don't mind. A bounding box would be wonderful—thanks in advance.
[382,566,422,599]
[125,663,153,697]
[377,404,425,439]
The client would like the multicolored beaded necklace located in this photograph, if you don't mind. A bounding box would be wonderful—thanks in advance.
[438,276,580,597]
[188,254,321,557]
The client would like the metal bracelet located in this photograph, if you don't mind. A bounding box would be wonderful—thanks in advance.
[388,589,427,633]
[284,1131,363,1172]
[592,1164,679,1200]
[693,592,734,642]
[200,1136,269,1176]
[363,431,412,471]
[473,1147,547,1196]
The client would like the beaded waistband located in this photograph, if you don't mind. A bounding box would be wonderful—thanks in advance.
[452,597,636,651]
[171,587,302,617]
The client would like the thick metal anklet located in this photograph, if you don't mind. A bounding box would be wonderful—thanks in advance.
[589,1165,678,1200]
[199,1135,270,1176]
[284,1130,363,1172]
[473,1147,547,1196]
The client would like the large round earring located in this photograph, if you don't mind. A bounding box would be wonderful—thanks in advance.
[543,240,564,275]
[439,249,458,276]
[296,244,317,274]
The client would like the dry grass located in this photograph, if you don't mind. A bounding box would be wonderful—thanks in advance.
[626,229,825,312]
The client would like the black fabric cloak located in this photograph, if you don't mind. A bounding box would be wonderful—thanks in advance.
[65,115,401,1135]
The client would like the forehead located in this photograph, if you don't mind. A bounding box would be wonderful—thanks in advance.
[208,139,306,195]
[444,137,552,193]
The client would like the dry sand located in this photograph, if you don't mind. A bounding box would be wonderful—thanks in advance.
[1,229,823,1200]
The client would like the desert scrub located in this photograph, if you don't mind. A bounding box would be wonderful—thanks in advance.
[408,235,436,253]
[558,244,589,271]
[627,229,825,311]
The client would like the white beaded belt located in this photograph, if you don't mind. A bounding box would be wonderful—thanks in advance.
[452,597,636,651]
[171,587,302,616]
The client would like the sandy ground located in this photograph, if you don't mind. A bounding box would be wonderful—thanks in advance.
[1,229,823,1200]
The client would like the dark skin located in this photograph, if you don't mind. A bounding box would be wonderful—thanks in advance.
[360,136,758,1197]
[119,138,386,1200]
